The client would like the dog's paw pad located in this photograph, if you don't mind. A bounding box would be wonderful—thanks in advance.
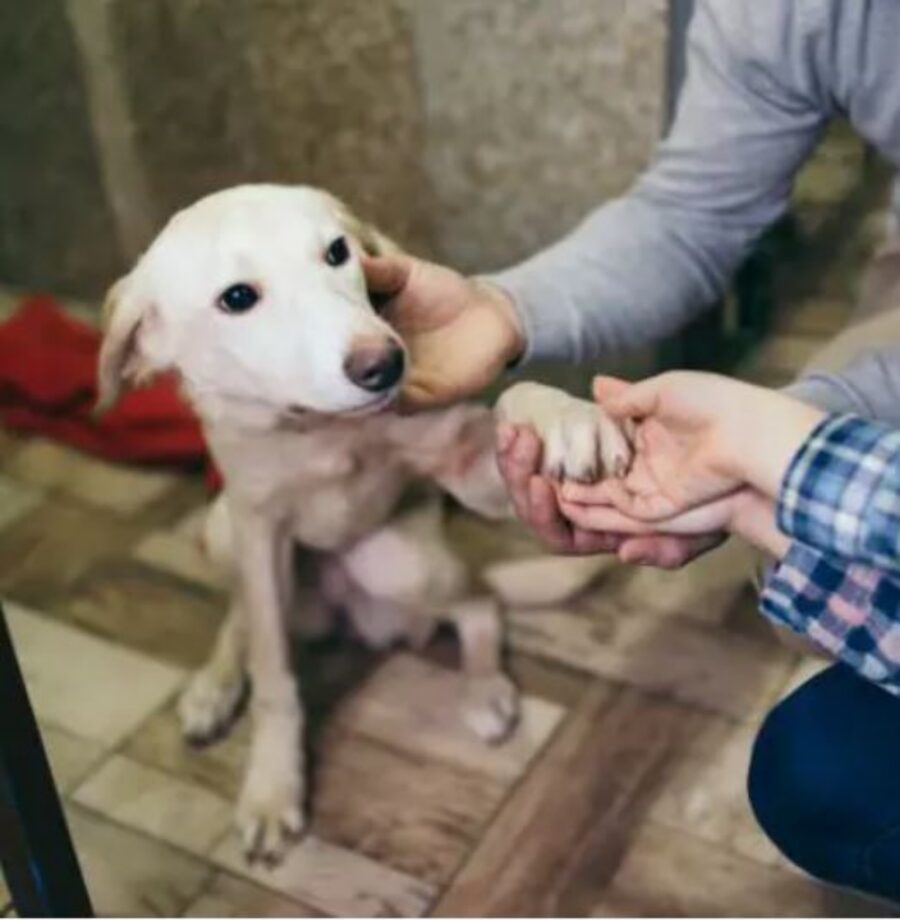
[461,674,520,744]
[178,669,248,746]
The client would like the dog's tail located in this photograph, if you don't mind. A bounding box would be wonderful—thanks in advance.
[482,554,617,607]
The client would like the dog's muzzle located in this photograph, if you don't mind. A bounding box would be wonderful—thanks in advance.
[343,339,405,393]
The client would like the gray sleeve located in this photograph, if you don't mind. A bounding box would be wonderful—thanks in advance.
[490,0,829,363]
[785,348,900,428]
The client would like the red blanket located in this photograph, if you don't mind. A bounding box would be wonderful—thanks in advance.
[0,295,217,484]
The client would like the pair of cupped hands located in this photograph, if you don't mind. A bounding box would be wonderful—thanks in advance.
[496,372,809,567]
[362,251,823,567]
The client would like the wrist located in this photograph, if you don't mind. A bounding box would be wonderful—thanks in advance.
[473,278,526,366]
[728,489,790,559]
[717,388,825,499]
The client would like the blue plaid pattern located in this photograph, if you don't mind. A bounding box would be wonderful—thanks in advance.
[760,413,900,695]
[761,542,900,695]
[779,414,900,577]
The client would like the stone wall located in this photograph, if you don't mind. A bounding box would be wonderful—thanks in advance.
[1,0,667,299]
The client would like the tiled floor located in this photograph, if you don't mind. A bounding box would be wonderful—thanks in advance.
[1,131,897,917]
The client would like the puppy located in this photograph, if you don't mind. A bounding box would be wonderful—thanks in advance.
[97,184,630,863]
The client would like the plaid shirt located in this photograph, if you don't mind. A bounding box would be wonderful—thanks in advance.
[761,415,900,695]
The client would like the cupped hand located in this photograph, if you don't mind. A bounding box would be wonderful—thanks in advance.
[588,372,769,522]
[362,253,525,410]
[495,422,724,567]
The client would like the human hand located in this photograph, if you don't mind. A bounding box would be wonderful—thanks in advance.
[362,253,525,410]
[589,372,824,522]
[559,484,790,561]
[495,422,725,567]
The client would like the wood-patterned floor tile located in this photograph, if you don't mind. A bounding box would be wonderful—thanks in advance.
[183,871,322,917]
[0,473,42,534]
[591,822,889,918]
[508,606,794,720]
[123,701,249,802]
[592,539,756,627]
[133,528,227,592]
[211,834,436,918]
[334,653,564,783]
[40,724,104,794]
[3,438,181,515]
[72,754,232,856]
[0,500,142,608]
[6,602,183,747]
[312,729,506,885]
[649,721,784,867]
[64,803,213,917]
[434,684,703,917]
[55,559,226,669]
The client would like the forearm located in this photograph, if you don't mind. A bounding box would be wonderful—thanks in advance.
[727,390,826,500]
[490,192,756,363]
[489,0,824,364]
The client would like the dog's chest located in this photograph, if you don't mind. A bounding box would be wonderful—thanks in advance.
[210,423,411,551]
[285,448,409,549]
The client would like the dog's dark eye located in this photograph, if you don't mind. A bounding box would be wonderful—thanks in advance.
[217,283,260,314]
[324,236,350,267]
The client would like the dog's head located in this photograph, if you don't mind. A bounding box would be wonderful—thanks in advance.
[98,184,407,427]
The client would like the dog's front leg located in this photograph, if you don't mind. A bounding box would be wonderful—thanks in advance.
[233,510,305,864]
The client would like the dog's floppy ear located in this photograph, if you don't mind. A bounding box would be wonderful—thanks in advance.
[95,274,160,413]
[332,198,402,258]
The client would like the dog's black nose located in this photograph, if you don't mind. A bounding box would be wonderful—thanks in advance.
[344,339,405,392]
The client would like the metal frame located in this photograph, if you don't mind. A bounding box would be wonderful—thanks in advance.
[0,603,92,917]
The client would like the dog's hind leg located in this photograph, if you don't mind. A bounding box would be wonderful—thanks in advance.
[446,597,520,744]
[178,600,249,745]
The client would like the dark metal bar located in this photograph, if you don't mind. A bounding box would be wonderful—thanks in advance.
[0,603,92,917]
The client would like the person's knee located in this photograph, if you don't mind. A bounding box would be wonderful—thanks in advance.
[749,665,900,901]
[747,669,860,884]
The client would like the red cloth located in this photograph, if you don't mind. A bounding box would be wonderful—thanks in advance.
[0,295,220,487]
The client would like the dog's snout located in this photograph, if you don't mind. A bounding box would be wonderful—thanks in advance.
[343,339,405,393]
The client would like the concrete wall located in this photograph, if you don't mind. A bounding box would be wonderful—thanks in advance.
[1,0,666,299]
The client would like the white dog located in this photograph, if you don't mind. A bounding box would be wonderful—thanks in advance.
[97,185,630,864]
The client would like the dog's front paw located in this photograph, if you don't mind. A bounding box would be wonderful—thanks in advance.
[496,381,632,482]
[178,667,248,746]
[461,673,520,744]
[236,771,306,866]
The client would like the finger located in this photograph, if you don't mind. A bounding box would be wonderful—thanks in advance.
[528,476,576,552]
[601,376,664,421]
[572,527,625,555]
[495,420,515,455]
[591,375,630,404]
[500,427,542,523]
[603,475,682,522]
[618,532,725,569]
[360,253,413,294]
[558,500,657,534]
[559,478,615,505]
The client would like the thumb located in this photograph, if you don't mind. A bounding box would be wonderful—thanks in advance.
[592,375,629,404]
[600,376,662,421]
[361,253,413,295]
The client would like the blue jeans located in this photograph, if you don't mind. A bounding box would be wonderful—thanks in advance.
[749,663,900,902]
